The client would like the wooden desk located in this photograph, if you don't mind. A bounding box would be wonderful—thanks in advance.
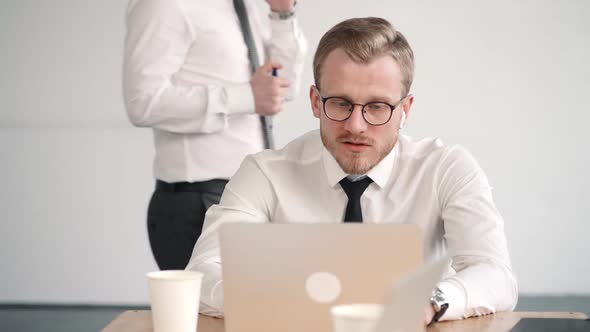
[102,311,587,332]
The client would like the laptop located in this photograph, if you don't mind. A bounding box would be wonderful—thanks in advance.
[219,223,423,332]
[374,254,451,332]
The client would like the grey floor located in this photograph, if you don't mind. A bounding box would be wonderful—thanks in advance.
[0,304,148,332]
[1,296,589,332]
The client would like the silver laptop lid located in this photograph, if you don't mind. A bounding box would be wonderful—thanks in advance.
[220,223,424,332]
[374,254,452,332]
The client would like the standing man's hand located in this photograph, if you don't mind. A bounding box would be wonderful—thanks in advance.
[266,0,296,12]
[250,61,291,116]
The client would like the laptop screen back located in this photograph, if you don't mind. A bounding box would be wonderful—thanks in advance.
[374,254,451,332]
[220,223,423,332]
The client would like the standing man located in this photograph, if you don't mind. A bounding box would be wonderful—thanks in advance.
[123,0,306,269]
[187,17,517,322]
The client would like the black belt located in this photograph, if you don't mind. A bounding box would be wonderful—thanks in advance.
[155,179,228,194]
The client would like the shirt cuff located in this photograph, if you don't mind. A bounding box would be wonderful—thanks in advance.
[224,83,255,115]
[437,279,467,321]
[198,279,224,318]
[210,279,224,314]
[269,14,298,33]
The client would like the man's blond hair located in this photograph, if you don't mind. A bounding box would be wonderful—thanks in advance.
[313,17,415,96]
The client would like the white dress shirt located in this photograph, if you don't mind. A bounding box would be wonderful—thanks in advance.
[186,130,518,320]
[123,0,307,182]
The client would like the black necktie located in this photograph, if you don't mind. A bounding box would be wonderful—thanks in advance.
[233,0,274,149]
[339,177,373,223]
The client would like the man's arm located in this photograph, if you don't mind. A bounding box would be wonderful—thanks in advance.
[123,0,292,134]
[435,146,518,321]
[185,154,276,316]
[265,0,307,100]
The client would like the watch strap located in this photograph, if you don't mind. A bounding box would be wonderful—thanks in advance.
[429,303,449,325]
[268,1,297,20]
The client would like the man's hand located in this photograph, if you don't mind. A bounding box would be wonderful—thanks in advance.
[250,61,290,116]
[266,0,295,12]
[424,304,435,326]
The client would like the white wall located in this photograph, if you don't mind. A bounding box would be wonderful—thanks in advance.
[1,0,588,304]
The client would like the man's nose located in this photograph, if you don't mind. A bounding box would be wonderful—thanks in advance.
[343,105,368,133]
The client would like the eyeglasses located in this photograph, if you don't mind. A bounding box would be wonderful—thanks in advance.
[319,94,407,126]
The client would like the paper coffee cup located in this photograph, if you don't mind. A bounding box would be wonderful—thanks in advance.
[147,270,203,332]
[331,303,384,332]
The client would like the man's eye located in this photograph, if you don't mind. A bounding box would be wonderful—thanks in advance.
[367,103,387,111]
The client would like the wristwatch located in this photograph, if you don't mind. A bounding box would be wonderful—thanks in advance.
[268,1,297,20]
[429,287,449,324]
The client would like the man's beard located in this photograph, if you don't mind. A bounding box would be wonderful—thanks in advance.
[321,129,396,175]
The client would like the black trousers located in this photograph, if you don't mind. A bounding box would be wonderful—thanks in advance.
[147,179,228,270]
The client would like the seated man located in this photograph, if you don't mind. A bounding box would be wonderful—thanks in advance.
[186,16,518,323]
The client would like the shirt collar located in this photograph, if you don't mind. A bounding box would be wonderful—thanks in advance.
[322,143,397,189]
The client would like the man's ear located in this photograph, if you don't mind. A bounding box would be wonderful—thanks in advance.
[400,94,415,128]
[310,85,321,119]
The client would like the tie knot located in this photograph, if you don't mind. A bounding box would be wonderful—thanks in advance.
[339,177,373,199]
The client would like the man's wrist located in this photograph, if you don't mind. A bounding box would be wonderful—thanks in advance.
[269,1,297,20]
[429,287,449,324]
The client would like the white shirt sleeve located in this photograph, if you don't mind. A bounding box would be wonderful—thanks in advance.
[123,0,252,134]
[123,0,307,134]
[435,146,518,320]
[185,155,275,316]
[266,17,307,100]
